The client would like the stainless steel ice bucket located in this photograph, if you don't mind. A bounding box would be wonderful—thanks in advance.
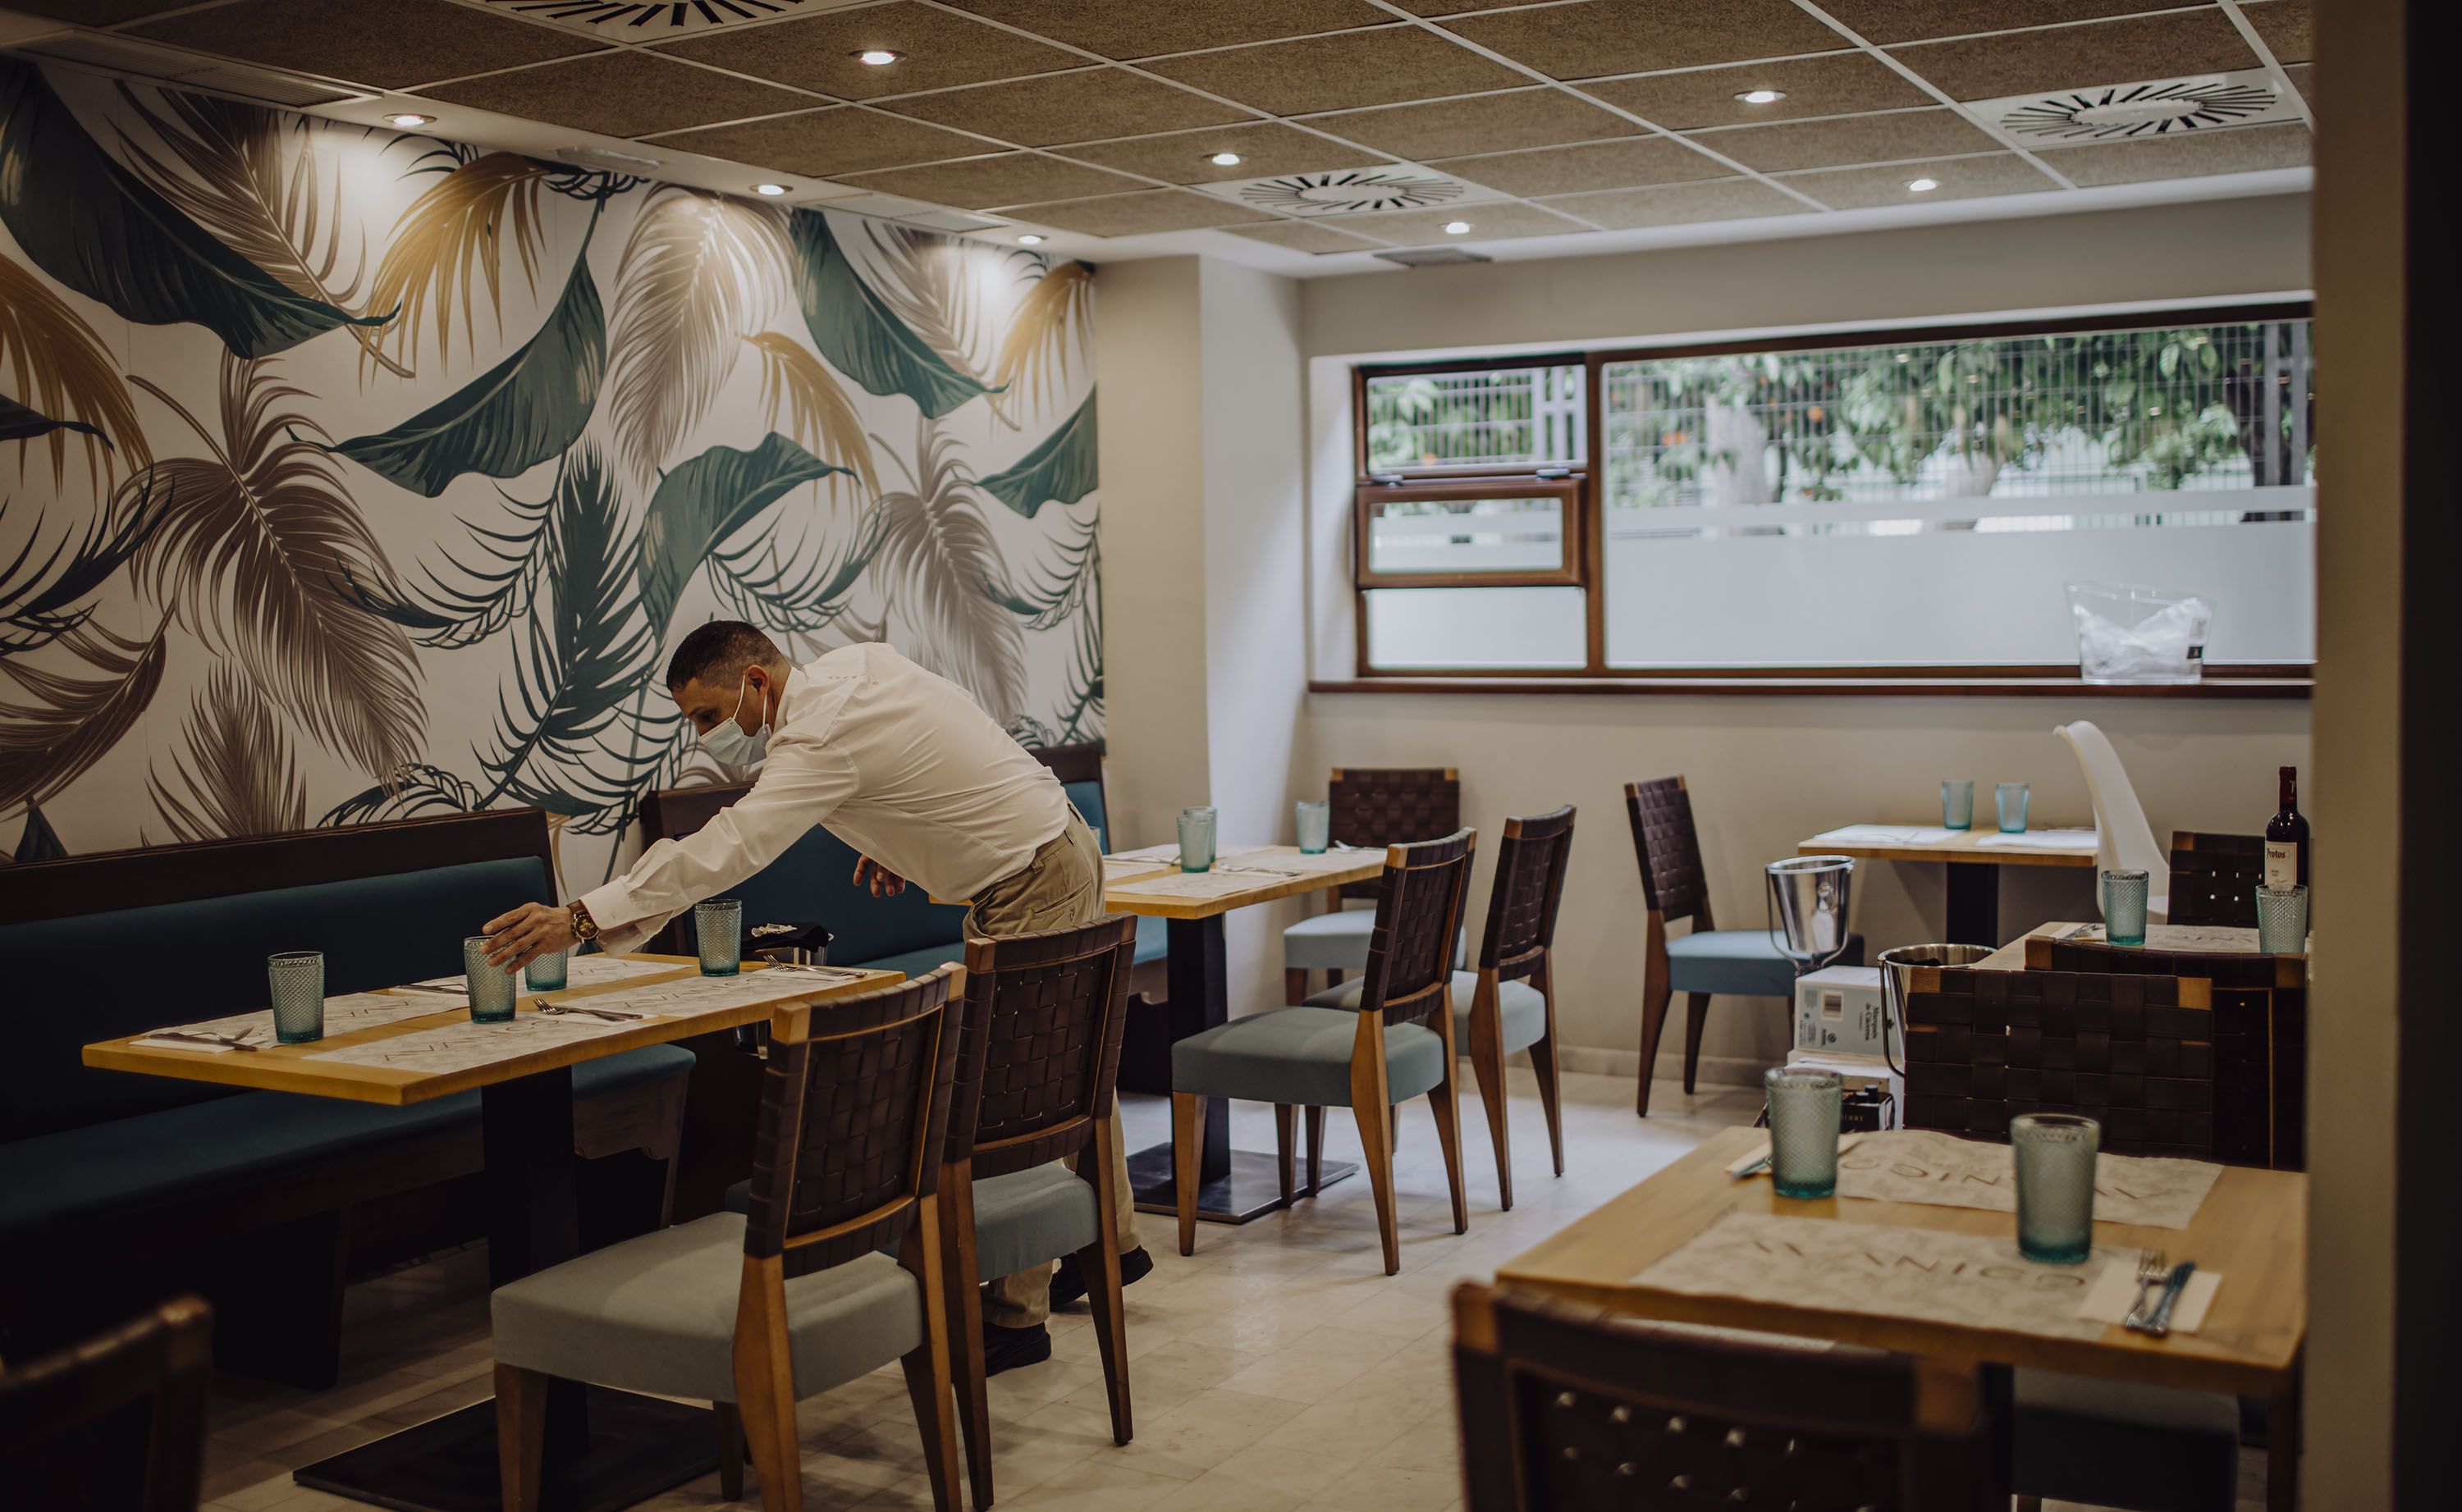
[1876,942,1997,1072]
[1765,854,1855,972]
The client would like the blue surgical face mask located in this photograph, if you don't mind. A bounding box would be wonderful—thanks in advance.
[698,671,771,766]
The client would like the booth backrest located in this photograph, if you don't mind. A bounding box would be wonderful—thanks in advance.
[1030,742,1110,849]
[0,811,556,1143]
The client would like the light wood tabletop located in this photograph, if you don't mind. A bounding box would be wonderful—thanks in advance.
[1800,825,2101,869]
[80,954,901,1107]
[1099,845,1385,920]
[1498,1125,2305,1400]
[1979,920,2310,971]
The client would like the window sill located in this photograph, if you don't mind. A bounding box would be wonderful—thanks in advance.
[1309,673,2314,699]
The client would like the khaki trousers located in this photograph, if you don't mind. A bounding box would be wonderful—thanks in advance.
[968,809,1140,1329]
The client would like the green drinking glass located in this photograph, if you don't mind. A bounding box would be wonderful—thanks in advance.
[2011,1112,2099,1264]
[697,898,744,975]
[1296,800,1331,855]
[526,948,570,994]
[1763,1067,1844,1199]
[1996,781,2030,834]
[1942,779,1975,831]
[268,951,325,1044]
[2100,869,2150,948]
[1178,808,1217,873]
[2255,884,2308,954]
[464,936,517,1022]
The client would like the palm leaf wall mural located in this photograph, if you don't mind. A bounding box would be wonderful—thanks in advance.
[332,201,608,496]
[0,59,385,359]
[635,430,852,634]
[979,389,1097,518]
[337,484,553,649]
[320,764,483,827]
[126,356,425,776]
[362,151,556,371]
[149,665,308,843]
[991,258,1094,418]
[0,250,149,488]
[745,331,876,498]
[874,418,1026,726]
[863,222,991,394]
[606,189,793,481]
[0,619,167,817]
[0,474,162,655]
[1,393,102,447]
[791,210,997,421]
[14,802,67,861]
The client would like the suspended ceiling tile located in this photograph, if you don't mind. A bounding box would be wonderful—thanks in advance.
[1223,220,1394,254]
[1142,25,1530,116]
[836,153,1149,209]
[420,50,810,139]
[1778,151,2062,208]
[130,0,598,91]
[652,2,1080,101]
[1000,188,1278,235]
[1385,0,1515,14]
[944,0,1395,60]
[643,107,995,177]
[1691,107,2001,173]
[2240,0,2313,64]
[1319,200,1590,242]
[14,0,200,21]
[1577,52,1932,130]
[1814,0,2196,46]
[2281,62,2312,105]
[1535,176,1815,228]
[1054,121,1388,184]
[2034,121,2311,185]
[1307,87,1641,161]
[1439,0,1846,81]
[1433,136,1731,196]
[1888,11,2258,102]
[876,66,1251,147]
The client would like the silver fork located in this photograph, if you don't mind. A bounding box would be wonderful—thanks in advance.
[149,1030,263,1053]
[2121,1248,2168,1329]
[538,1004,643,1022]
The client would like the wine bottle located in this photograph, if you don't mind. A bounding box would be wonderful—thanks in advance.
[2264,765,2309,890]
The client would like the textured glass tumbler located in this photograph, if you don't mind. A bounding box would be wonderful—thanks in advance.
[2255,884,2309,953]
[464,936,516,1022]
[696,898,744,975]
[1178,807,1217,873]
[1942,779,1975,831]
[1764,1067,1844,1199]
[2100,869,2150,948]
[2011,1112,2100,1263]
[268,951,325,1044]
[526,948,570,993]
[1296,800,1331,854]
[1996,781,2030,834]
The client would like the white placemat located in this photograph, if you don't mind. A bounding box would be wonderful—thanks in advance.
[131,992,453,1053]
[1830,1131,2223,1230]
[1975,828,2099,851]
[404,955,680,996]
[1810,825,1963,847]
[536,971,820,1017]
[303,1013,628,1074]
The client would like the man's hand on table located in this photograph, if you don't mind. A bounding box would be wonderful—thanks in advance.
[853,856,907,898]
[483,902,579,972]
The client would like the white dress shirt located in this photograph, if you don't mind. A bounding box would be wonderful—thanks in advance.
[579,642,1069,956]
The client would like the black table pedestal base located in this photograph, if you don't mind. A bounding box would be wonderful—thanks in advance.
[295,1386,718,1512]
[1126,1142,1357,1224]
[1944,861,2004,946]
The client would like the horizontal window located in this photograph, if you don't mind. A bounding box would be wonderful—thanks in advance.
[1364,587,1587,670]
[1364,361,1585,473]
[1355,479,1581,590]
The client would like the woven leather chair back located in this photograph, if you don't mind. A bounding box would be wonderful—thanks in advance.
[951,916,1137,1180]
[0,1295,212,1512]
[1901,966,2216,1158]
[2165,831,2265,928]
[1453,1284,1997,1512]
[1477,806,1576,980]
[743,967,963,1277]
[1356,829,1477,1028]
[1329,767,1459,900]
[1623,778,1709,925]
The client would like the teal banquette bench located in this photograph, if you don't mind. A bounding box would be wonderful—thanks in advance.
[0,810,696,1387]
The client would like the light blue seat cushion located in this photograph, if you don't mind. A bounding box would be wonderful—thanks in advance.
[1133,915,1168,967]
[1281,907,1466,975]
[1308,972,1546,1057]
[1664,929,1865,998]
[2012,1370,2239,1511]
[971,1165,1098,1281]
[1174,1005,1444,1108]
[492,1212,922,1405]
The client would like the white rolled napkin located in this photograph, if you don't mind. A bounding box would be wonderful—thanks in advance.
[2075,1260,2221,1335]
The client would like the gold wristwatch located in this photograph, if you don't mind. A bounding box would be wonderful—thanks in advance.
[569,902,601,943]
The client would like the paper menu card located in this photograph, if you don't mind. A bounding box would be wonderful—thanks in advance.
[130,992,454,1053]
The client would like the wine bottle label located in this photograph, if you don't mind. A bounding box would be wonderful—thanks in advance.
[2264,841,2299,892]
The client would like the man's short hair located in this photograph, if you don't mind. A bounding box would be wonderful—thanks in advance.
[666,620,780,691]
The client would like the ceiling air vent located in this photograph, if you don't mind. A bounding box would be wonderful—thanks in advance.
[19,33,366,107]
[1976,68,2300,141]
[476,0,873,38]
[554,145,666,172]
[1195,166,1505,219]
[1374,247,1494,268]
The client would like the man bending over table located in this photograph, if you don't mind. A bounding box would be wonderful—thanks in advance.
[483,619,1151,1373]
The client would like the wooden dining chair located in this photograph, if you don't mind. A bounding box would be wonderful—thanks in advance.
[942,916,1137,1510]
[1175,830,1477,1274]
[2164,830,2266,927]
[1626,777,1861,1117]
[1456,806,1576,1209]
[1282,766,1461,1002]
[0,1295,213,1512]
[491,969,968,1512]
[1452,1281,2002,1510]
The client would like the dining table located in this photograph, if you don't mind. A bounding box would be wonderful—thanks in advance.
[82,952,899,1512]
[1801,822,2100,946]
[1499,1124,2306,1511]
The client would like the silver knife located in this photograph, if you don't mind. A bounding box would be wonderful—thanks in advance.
[2131,1261,2198,1337]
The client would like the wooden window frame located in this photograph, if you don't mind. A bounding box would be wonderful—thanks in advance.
[1353,477,1586,592]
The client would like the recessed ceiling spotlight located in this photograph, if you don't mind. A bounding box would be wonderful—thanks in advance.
[852,48,904,66]
[753,183,790,196]
[1444,220,1471,235]
[1017,234,1046,245]
[387,112,435,127]
[1906,176,1940,192]
[1208,151,1242,167]
[1734,89,1786,104]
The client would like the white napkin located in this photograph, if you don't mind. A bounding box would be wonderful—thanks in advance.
[2076,1261,2222,1335]
[130,1032,261,1054]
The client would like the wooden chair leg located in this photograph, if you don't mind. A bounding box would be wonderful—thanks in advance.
[730,1255,802,1512]
[1430,998,1469,1236]
[1304,1106,1325,1195]
[1284,968,1308,1005]
[940,1170,992,1512]
[713,1401,748,1502]
[1531,964,1565,1177]
[1171,1093,1205,1257]
[1636,973,1673,1117]
[1274,1103,1296,1204]
[1389,1103,1400,1150]
[494,1363,549,1512]
[1681,992,1714,1095]
[1349,1017,1400,1274]
[899,1201,964,1512]
[1465,975,1512,1210]
[1075,1118,1133,1446]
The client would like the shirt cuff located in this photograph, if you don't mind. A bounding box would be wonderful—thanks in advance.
[578,882,663,957]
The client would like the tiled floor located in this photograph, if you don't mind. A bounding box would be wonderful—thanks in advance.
[196,1070,2263,1512]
